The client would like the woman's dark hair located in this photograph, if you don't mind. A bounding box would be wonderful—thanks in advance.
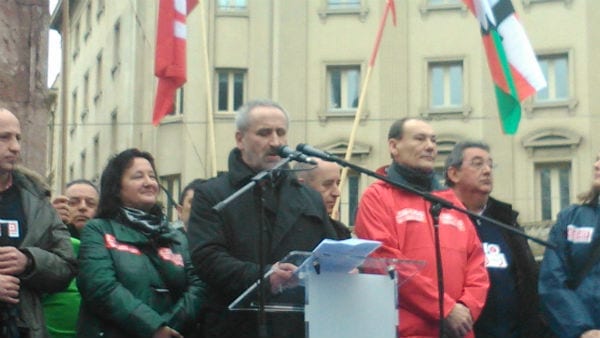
[96,148,159,219]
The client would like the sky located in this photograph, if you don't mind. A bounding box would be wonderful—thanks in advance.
[48,0,61,87]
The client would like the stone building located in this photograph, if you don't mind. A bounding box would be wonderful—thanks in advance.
[48,0,600,256]
[0,0,50,174]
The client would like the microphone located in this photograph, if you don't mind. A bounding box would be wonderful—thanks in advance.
[295,144,336,162]
[277,145,317,165]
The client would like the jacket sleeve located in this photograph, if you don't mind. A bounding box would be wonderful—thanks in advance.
[20,204,77,293]
[163,234,208,333]
[539,208,594,338]
[354,186,458,321]
[77,221,164,338]
[187,185,265,302]
[456,217,489,321]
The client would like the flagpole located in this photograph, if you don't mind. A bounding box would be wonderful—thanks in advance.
[60,0,70,190]
[331,0,395,220]
[199,1,217,177]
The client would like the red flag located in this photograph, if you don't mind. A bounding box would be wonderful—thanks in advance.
[152,0,198,126]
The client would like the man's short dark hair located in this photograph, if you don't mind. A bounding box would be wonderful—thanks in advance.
[179,178,206,205]
[444,141,490,187]
[387,118,425,140]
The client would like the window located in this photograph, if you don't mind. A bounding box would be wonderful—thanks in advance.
[523,0,572,8]
[95,52,103,102]
[93,135,100,181]
[169,88,185,117]
[327,0,361,9]
[536,162,571,221]
[429,61,463,109]
[536,54,569,102]
[80,150,87,178]
[433,138,459,187]
[160,174,181,221]
[110,110,118,154]
[84,1,92,40]
[112,20,121,75]
[217,69,245,113]
[71,89,78,130]
[327,65,360,112]
[97,0,105,19]
[73,22,80,59]
[319,0,368,21]
[427,0,461,4]
[217,0,247,11]
[420,0,463,14]
[83,72,89,119]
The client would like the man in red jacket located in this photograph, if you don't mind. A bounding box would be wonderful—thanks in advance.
[354,118,489,338]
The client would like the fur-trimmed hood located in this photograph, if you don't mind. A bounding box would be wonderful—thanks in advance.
[12,165,51,199]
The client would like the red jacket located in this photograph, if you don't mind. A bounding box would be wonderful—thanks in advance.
[355,183,489,338]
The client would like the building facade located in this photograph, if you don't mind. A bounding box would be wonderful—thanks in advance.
[48,0,600,256]
[0,0,50,174]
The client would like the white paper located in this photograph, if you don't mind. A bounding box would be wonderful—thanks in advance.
[296,238,381,276]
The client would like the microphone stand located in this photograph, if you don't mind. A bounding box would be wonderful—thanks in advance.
[213,156,294,338]
[430,202,445,338]
[298,145,555,338]
[298,147,555,249]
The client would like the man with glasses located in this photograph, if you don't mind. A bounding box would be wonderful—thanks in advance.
[445,141,549,338]
[355,118,489,338]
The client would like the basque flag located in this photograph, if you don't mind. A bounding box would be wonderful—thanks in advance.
[464,0,546,134]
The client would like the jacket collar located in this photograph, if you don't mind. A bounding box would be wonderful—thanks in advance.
[483,196,518,225]
[225,148,331,247]
[387,162,443,192]
[227,148,289,189]
[109,218,180,247]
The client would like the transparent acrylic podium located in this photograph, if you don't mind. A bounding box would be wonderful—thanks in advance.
[229,250,424,338]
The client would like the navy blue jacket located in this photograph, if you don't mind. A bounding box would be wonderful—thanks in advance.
[539,204,600,338]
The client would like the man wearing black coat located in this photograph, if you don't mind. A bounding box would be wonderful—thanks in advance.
[187,100,340,338]
[445,141,551,338]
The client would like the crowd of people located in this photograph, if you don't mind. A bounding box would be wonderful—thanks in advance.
[1,102,600,337]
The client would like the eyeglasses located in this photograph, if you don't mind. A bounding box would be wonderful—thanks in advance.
[464,158,497,170]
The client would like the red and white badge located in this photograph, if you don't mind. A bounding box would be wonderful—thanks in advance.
[567,225,594,244]
[483,242,507,269]
[0,219,20,238]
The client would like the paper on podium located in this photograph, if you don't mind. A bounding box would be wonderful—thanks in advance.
[295,238,381,277]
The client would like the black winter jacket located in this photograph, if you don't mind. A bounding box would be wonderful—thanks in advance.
[188,148,340,338]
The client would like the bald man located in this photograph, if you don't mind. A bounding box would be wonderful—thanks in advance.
[294,158,351,239]
[0,108,76,337]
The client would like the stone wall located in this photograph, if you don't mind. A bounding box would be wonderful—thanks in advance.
[0,0,49,175]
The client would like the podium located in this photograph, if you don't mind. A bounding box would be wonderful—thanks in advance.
[229,251,424,338]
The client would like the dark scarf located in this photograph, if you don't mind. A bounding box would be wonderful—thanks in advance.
[388,162,439,192]
[119,207,170,236]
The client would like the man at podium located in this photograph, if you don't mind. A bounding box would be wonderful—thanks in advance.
[187,100,341,338]
[355,118,489,338]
